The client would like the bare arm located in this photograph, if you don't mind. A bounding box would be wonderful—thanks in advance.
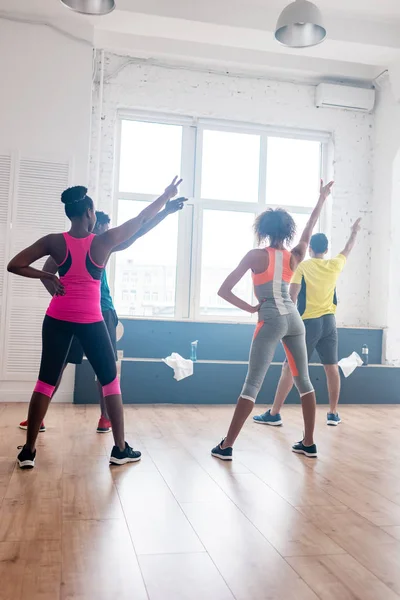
[7,235,64,295]
[289,282,301,304]
[113,197,187,253]
[340,218,361,258]
[291,180,334,266]
[97,178,182,258]
[218,251,261,314]
[40,256,58,296]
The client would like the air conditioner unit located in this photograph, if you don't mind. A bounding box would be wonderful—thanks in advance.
[315,83,375,112]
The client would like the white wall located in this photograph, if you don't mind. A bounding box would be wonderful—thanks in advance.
[91,54,373,328]
[370,74,400,363]
[0,18,93,400]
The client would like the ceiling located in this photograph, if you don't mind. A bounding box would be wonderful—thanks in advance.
[2,0,400,83]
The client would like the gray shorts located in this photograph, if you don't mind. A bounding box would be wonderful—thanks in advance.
[304,314,338,365]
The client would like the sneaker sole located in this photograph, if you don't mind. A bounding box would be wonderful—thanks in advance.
[292,448,318,458]
[253,419,283,426]
[97,428,112,433]
[326,421,341,426]
[109,456,141,465]
[18,425,46,433]
[211,451,233,461]
[17,459,35,469]
[19,425,46,432]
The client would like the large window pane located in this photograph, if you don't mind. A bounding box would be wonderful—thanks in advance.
[119,121,182,195]
[266,137,321,208]
[200,130,260,202]
[200,210,255,317]
[114,200,179,317]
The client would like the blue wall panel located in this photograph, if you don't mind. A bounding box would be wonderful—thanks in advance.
[74,319,387,405]
[75,360,399,405]
[119,319,383,364]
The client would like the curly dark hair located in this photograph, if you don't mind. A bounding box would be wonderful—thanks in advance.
[254,208,296,247]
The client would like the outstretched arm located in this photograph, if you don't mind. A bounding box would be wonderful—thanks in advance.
[96,177,183,259]
[113,197,187,253]
[7,235,64,295]
[218,251,261,314]
[291,180,334,266]
[340,218,361,258]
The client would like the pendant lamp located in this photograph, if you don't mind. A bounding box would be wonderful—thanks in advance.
[60,0,116,16]
[275,0,326,48]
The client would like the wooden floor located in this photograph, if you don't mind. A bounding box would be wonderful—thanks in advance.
[1,404,400,600]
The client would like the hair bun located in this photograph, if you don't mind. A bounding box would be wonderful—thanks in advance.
[61,186,88,205]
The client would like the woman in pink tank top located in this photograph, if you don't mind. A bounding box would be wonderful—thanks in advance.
[8,177,183,469]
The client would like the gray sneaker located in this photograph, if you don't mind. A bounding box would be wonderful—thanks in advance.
[253,409,283,426]
[327,413,341,426]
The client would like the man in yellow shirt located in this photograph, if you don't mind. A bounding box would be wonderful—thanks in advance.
[254,218,361,427]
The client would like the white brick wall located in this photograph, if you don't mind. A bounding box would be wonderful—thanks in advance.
[91,53,374,327]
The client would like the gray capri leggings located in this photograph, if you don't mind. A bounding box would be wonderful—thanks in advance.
[241,311,314,402]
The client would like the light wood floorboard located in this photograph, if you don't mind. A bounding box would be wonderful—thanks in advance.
[0,403,399,599]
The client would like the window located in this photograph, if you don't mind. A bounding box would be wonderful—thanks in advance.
[291,213,312,249]
[200,210,255,317]
[119,121,182,195]
[114,116,326,321]
[114,200,179,317]
[200,130,260,202]
[266,137,321,208]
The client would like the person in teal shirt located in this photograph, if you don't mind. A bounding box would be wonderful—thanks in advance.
[19,200,186,433]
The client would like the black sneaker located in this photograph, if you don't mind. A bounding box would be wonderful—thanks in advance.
[109,442,141,465]
[17,445,36,469]
[292,440,318,458]
[211,439,233,461]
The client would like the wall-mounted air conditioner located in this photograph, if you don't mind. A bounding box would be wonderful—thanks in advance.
[315,83,375,113]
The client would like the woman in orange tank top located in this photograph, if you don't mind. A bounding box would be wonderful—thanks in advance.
[211,181,333,461]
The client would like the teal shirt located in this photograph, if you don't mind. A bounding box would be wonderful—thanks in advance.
[100,270,115,313]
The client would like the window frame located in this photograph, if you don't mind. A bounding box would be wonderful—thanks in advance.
[111,111,330,323]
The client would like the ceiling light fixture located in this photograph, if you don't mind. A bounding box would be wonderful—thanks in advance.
[275,0,326,48]
[60,0,116,16]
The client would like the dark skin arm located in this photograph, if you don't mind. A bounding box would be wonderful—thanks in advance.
[91,177,184,265]
[290,180,334,269]
[113,197,187,252]
[218,250,263,314]
[7,235,64,295]
[40,256,58,296]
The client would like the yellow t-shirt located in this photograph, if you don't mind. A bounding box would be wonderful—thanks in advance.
[291,254,346,320]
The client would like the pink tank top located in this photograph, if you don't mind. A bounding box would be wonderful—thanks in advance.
[46,233,104,324]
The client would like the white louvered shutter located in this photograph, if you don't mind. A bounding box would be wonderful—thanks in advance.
[0,155,12,315]
[3,157,70,379]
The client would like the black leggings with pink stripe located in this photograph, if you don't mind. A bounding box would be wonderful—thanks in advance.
[35,315,120,398]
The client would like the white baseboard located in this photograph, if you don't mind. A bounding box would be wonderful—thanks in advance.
[0,391,73,403]
[0,364,75,403]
